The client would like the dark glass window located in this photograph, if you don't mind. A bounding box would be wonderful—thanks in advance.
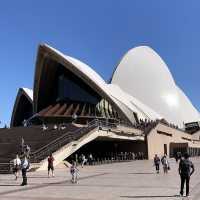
[57,74,100,104]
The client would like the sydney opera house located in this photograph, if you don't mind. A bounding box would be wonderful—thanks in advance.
[0,43,200,172]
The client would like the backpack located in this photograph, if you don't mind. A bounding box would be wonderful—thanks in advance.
[162,157,168,165]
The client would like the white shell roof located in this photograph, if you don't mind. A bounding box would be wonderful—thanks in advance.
[22,88,33,101]
[106,84,162,120]
[111,46,200,126]
[43,44,160,123]
[46,45,107,87]
[38,44,200,127]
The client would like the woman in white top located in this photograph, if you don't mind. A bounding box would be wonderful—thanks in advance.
[161,154,170,174]
[13,154,21,180]
[81,154,87,168]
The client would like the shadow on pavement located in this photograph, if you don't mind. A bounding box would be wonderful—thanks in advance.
[0,184,20,186]
[120,195,180,198]
[0,173,108,196]
[128,173,154,175]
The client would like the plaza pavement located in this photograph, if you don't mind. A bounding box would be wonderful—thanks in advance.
[0,158,200,200]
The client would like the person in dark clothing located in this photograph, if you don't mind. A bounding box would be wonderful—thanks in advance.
[153,154,160,173]
[174,152,179,163]
[175,152,182,163]
[48,153,55,177]
[179,153,194,197]
[24,145,31,159]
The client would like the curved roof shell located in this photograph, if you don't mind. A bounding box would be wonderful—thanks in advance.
[14,44,199,127]
[11,88,33,127]
[34,44,133,124]
[111,46,200,126]
[33,44,164,125]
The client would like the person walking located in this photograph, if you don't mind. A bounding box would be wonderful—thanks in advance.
[13,154,21,180]
[179,152,195,197]
[88,153,93,165]
[48,153,55,177]
[154,154,160,174]
[161,154,170,174]
[24,145,31,159]
[21,155,29,186]
[20,137,25,155]
[174,152,179,163]
[81,154,87,168]
[70,160,79,183]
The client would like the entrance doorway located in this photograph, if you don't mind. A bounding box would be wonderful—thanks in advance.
[67,137,148,163]
[164,144,167,155]
[169,142,188,158]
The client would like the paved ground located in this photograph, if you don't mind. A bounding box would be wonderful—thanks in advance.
[0,158,200,200]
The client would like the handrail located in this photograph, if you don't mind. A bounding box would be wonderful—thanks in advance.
[35,120,97,152]
[0,163,12,165]
[30,128,97,162]
[0,162,12,173]
[31,119,142,161]
[30,119,99,162]
[30,119,130,163]
[30,121,92,155]
[31,118,131,157]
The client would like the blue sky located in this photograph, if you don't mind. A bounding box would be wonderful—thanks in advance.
[0,0,200,127]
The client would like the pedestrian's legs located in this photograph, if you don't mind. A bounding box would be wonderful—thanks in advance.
[21,169,27,185]
[180,176,185,196]
[72,173,75,183]
[52,168,54,177]
[186,176,190,196]
[75,172,78,183]
[14,169,17,180]
[16,169,20,179]
[51,165,54,177]
[155,164,159,173]
[48,167,50,177]
[82,159,86,168]
[163,166,168,174]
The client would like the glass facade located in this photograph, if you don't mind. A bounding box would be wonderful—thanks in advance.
[52,66,121,120]
[57,74,100,104]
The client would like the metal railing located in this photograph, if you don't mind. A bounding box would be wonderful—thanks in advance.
[0,162,12,173]
[30,119,138,163]
[30,119,99,163]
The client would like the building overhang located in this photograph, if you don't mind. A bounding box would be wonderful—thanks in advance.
[33,44,132,124]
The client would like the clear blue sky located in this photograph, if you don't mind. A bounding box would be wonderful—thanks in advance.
[0,0,200,127]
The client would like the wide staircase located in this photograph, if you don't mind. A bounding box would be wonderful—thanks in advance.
[0,119,147,173]
[0,121,98,173]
